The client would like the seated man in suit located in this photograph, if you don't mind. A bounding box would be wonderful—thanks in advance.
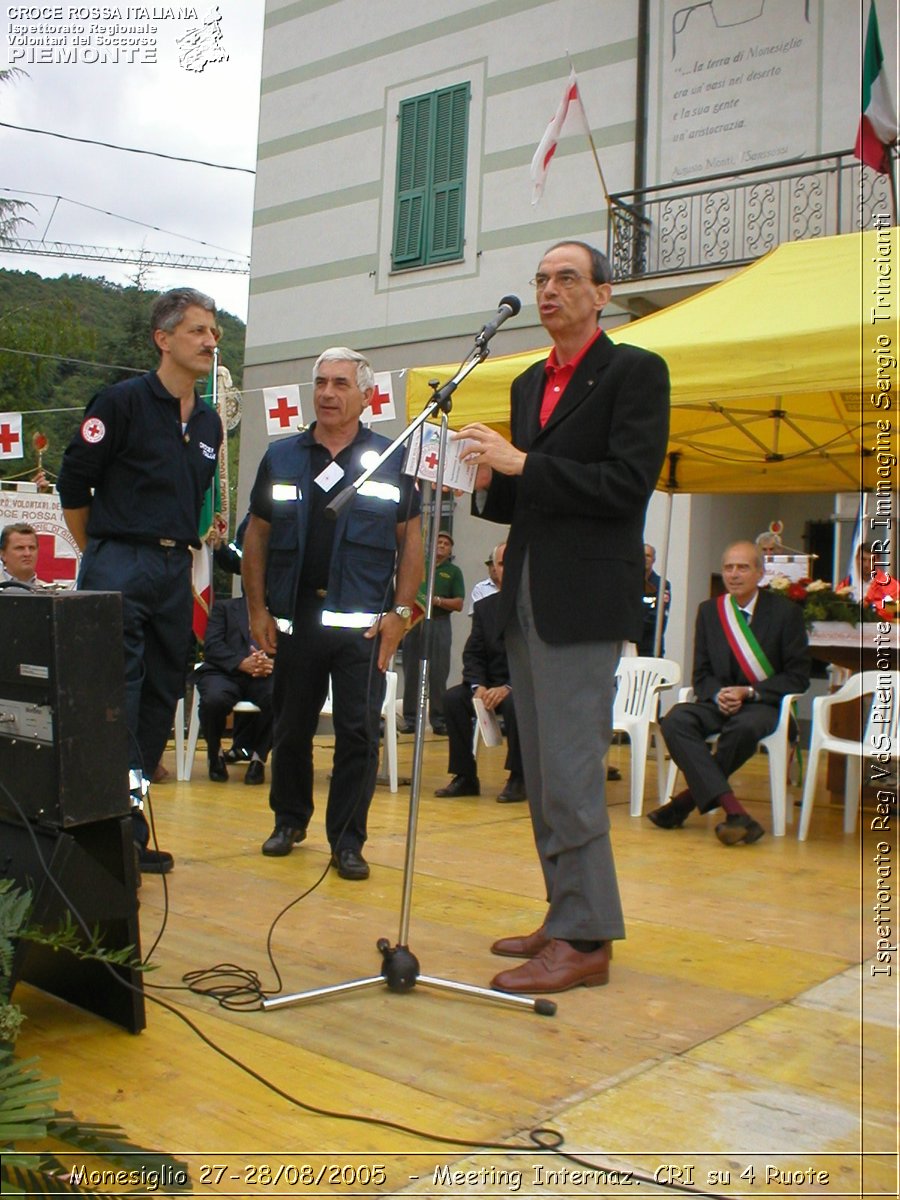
[649,540,809,845]
[196,595,274,784]
[434,543,525,803]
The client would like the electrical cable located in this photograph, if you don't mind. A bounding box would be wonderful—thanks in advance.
[0,759,725,1196]
[0,121,255,174]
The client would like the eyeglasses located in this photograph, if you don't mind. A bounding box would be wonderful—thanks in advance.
[530,270,591,291]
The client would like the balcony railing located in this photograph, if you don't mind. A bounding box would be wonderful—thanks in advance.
[607,149,896,282]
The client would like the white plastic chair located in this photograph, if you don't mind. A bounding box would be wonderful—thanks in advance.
[320,670,399,794]
[613,656,682,816]
[798,670,899,841]
[177,665,262,781]
[663,686,804,836]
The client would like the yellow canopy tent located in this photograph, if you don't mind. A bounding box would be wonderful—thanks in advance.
[406,228,896,493]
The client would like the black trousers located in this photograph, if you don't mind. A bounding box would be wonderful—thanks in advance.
[660,699,779,811]
[443,683,522,780]
[268,601,385,852]
[78,537,192,779]
[196,670,273,760]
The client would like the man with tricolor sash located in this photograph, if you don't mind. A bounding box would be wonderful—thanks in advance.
[649,541,810,846]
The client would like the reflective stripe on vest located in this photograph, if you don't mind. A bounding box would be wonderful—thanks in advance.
[357,480,401,503]
[321,609,380,629]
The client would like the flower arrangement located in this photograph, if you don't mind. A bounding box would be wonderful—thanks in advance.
[766,575,884,626]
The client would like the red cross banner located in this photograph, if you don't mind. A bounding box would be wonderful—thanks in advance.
[263,384,304,437]
[0,483,80,586]
[0,412,24,460]
[363,372,396,424]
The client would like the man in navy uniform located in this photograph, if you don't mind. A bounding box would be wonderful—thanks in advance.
[58,288,223,873]
[242,348,422,880]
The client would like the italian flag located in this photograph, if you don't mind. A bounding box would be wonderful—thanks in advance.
[855,1,898,174]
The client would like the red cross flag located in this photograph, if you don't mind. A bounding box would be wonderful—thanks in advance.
[0,412,24,459]
[36,531,78,586]
[263,384,304,437]
[363,372,396,424]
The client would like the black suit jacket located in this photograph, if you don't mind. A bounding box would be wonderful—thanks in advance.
[692,588,810,707]
[461,592,510,688]
[479,333,670,644]
[198,596,253,677]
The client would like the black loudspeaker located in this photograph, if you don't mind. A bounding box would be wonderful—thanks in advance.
[3,815,145,1033]
[0,590,128,828]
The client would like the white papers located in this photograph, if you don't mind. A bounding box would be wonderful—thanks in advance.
[403,424,478,492]
[473,697,503,747]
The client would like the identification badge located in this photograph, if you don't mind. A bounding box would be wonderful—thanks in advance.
[315,462,344,492]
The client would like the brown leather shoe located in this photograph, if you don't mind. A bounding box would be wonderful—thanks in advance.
[490,939,611,994]
[490,925,550,958]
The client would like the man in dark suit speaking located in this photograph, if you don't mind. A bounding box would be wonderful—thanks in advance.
[649,540,810,845]
[457,240,670,994]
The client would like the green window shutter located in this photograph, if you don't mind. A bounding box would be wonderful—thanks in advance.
[428,84,468,262]
[393,94,432,266]
[392,82,468,269]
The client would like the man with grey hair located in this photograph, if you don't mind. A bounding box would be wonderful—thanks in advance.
[457,239,670,994]
[242,348,423,880]
[58,287,223,874]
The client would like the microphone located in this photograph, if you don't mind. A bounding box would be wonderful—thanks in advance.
[475,294,521,346]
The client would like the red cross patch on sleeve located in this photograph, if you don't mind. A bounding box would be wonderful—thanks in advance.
[81,417,106,444]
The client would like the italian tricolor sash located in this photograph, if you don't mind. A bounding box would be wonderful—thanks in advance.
[717,595,774,684]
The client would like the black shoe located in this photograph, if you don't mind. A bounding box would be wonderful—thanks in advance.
[715,813,765,845]
[497,775,526,803]
[435,775,480,798]
[225,746,252,763]
[208,754,229,782]
[331,847,370,880]
[136,844,174,874]
[261,825,306,856]
[647,802,692,829]
[431,722,448,735]
[398,718,416,734]
[606,765,622,781]
[244,759,265,786]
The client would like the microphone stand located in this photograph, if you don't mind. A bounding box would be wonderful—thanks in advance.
[263,337,556,1018]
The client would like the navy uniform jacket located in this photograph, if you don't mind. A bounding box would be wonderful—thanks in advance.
[692,588,810,708]
[248,423,419,621]
[57,371,222,547]
[479,334,670,644]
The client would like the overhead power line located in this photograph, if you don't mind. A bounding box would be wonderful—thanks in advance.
[4,239,250,274]
[0,120,256,174]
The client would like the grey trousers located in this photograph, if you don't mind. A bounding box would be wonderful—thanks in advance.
[504,567,625,943]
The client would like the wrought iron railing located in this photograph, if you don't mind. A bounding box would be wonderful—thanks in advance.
[607,150,896,282]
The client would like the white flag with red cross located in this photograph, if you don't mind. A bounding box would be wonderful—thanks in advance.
[362,372,396,424]
[0,412,24,459]
[263,385,304,437]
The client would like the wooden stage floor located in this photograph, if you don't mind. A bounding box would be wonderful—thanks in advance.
[14,729,897,1198]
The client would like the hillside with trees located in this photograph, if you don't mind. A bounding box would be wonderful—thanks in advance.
[0,268,246,488]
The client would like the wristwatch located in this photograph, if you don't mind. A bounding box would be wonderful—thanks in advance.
[393,605,413,622]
